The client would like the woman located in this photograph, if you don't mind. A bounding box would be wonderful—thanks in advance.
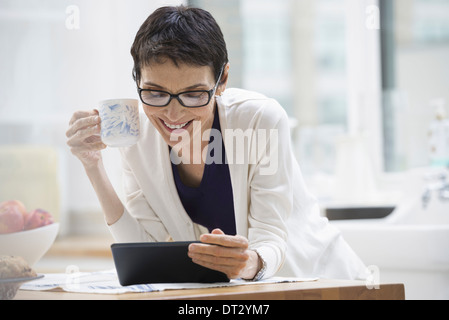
[66,6,367,281]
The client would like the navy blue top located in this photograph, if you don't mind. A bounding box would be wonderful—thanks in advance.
[171,107,237,235]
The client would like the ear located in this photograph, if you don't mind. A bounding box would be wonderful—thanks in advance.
[216,63,230,96]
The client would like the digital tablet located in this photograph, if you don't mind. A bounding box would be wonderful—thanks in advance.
[111,241,230,286]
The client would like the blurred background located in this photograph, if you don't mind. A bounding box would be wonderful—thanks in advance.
[0,0,448,236]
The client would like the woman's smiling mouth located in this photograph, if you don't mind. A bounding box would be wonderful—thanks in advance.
[160,119,193,132]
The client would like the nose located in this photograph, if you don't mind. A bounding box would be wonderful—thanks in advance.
[163,99,184,121]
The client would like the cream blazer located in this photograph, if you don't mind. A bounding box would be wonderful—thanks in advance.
[108,88,367,280]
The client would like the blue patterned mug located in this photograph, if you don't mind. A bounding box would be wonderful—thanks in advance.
[99,99,140,147]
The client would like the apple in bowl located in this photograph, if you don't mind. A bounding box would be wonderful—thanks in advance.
[0,200,28,234]
[0,201,55,234]
[0,201,59,266]
[24,209,54,231]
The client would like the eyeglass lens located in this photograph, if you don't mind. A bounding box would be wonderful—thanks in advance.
[140,90,211,107]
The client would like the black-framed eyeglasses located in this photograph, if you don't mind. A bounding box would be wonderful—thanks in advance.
[137,65,225,108]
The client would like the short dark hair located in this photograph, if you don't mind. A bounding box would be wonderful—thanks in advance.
[131,5,228,85]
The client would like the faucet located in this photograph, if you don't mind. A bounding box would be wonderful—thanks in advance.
[422,171,449,209]
[440,176,449,201]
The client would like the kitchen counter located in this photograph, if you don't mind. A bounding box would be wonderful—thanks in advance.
[35,235,115,273]
[15,279,405,300]
[46,234,114,257]
[29,236,405,300]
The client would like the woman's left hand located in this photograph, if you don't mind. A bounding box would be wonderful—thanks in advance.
[188,229,261,280]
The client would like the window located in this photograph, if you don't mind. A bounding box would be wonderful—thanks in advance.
[190,0,384,203]
[381,0,449,171]
[0,0,185,235]
[189,0,351,173]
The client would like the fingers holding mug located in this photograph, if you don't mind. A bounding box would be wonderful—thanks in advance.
[66,111,102,147]
[66,110,107,168]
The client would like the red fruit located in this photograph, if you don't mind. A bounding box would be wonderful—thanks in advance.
[24,209,54,231]
[0,200,26,234]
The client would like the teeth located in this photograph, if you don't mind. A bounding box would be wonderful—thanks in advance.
[164,120,190,130]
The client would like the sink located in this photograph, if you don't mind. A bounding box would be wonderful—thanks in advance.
[325,206,395,221]
[333,221,449,300]
[330,169,449,300]
[332,221,449,270]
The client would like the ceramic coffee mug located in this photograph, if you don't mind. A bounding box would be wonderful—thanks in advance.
[99,99,140,147]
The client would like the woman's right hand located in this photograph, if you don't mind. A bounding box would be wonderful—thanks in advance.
[66,110,107,169]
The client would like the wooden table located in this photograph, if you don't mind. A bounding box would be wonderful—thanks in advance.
[15,279,405,300]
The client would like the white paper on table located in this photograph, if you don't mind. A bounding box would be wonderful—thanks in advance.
[20,269,317,295]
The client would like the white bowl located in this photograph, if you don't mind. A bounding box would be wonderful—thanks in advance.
[0,223,59,266]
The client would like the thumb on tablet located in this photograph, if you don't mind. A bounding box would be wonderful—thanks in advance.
[211,228,224,235]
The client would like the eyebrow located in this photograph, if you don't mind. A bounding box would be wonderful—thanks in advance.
[142,81,209,91]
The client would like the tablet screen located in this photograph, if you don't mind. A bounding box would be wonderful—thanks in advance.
[111,241,230,286]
